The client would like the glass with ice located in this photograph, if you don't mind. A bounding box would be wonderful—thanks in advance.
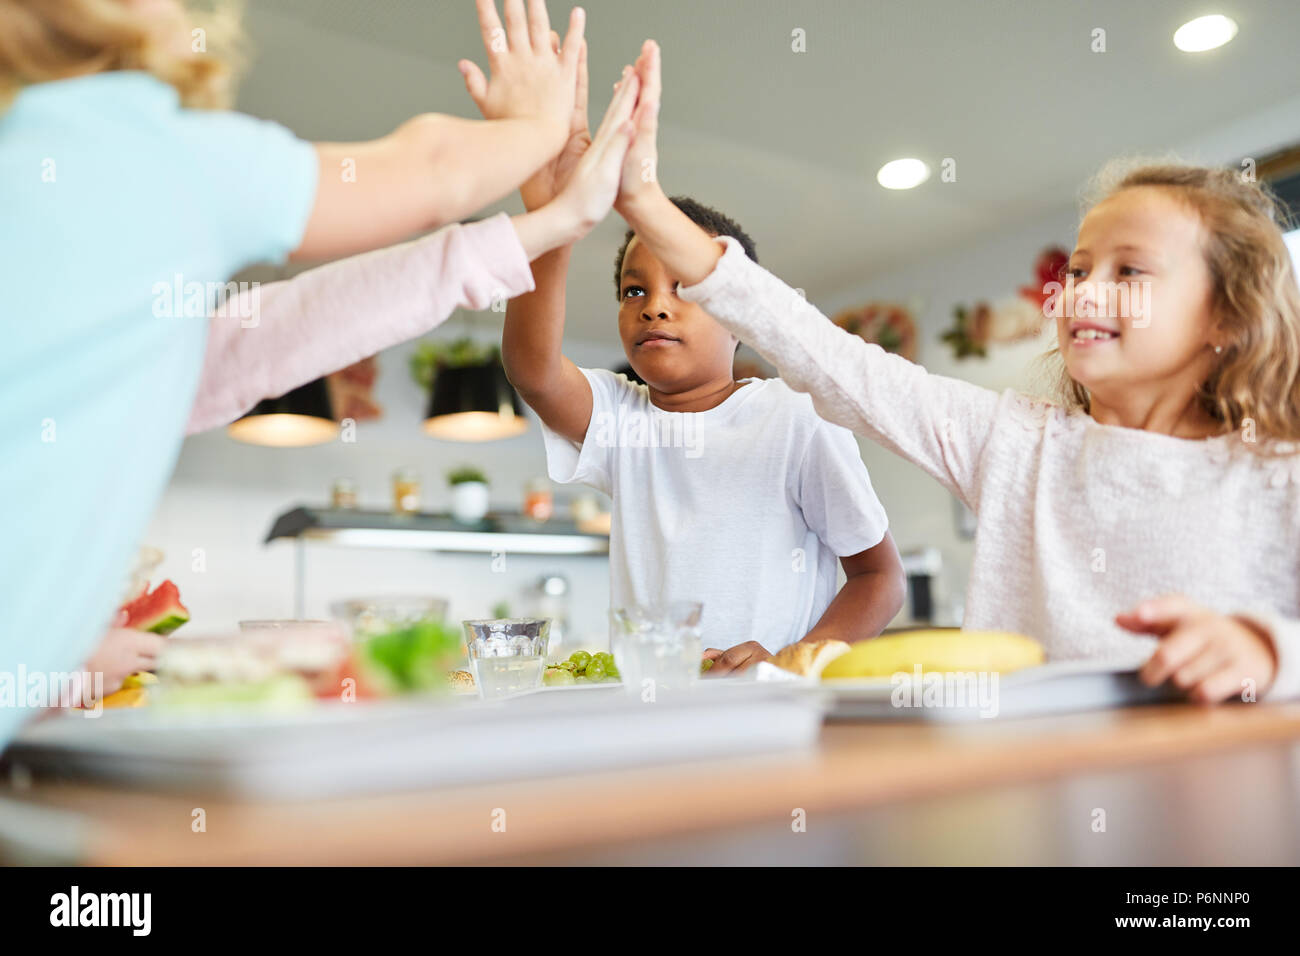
[462,618,551,700]
[609,601,703,697]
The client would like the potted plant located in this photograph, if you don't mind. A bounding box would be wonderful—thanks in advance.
[447,465,490,524]
[409,337,501,390]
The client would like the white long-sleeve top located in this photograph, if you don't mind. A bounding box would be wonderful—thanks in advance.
[680,236,1300,699]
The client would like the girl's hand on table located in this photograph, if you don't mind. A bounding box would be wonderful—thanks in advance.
[702,641,772,676]
[1117,594,1278,704]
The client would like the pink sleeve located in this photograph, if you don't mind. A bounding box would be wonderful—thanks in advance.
[186,212,534,434]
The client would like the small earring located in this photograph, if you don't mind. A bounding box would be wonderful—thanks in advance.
[1213,345,1223,354]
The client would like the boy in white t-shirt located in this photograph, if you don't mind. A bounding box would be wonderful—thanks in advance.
[500,72,904,674]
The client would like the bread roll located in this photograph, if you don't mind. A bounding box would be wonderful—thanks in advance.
[769,639,852,677]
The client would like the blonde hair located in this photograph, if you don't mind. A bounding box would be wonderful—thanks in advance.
[1054,159,1300,447]
[0,0,246,111]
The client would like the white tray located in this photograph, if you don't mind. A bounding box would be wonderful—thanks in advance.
[753,659,1181,721]
[6,683,825,799]
[816,660,1181,721]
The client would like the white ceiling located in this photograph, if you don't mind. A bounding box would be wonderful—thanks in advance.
[233,0,1300,342]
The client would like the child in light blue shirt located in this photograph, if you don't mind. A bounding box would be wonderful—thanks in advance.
[0,0,636,743]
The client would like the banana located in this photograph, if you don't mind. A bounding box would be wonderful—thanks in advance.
[101,686,149,708]
[820,629,1044,679]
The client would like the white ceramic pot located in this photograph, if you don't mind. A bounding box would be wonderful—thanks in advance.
[450,481,490,523]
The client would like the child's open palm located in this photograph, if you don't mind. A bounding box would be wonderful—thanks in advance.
[518,36,592,211]
[458,0,585,152]
[616,39,662,214]
[548,64,641,235]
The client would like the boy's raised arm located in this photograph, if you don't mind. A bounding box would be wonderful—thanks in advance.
[502,250,594,445]
[496,40,642,444]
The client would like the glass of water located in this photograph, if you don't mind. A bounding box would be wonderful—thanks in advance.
[610,601,703,696]
[462,618,551,700]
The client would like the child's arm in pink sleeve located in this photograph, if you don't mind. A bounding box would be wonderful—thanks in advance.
[186,212,534,435]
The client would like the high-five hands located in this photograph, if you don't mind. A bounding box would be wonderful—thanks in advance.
[548,66,641,232]
[507,57,641,259]
[459,0,586,155]
[616,39,663,216]
[519,32,591,211]
[466,4,667,261]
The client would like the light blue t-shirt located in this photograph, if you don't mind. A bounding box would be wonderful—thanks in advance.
[0,73,316,743]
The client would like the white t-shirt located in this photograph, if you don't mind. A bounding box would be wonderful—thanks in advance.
[541,368,890,652]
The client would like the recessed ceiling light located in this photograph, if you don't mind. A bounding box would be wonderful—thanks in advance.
[877,158,930,190]
[1173,14,1238,52]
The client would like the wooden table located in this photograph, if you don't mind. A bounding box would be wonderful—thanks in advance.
[3,702,1300,865]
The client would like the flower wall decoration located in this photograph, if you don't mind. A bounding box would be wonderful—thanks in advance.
[942,246,1069,360]
[832,302,919,362]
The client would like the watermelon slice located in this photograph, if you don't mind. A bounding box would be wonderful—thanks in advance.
[120,579,190,635]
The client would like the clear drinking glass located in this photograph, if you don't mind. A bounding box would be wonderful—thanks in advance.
[610,601,703,696]
[462,618,551,700]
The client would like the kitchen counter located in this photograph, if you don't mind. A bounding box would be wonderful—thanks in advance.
[3,700,1299,865]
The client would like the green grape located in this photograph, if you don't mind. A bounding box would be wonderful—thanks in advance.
[701,658,714,673]
[569,650,592,671]
[574,675,589,684]
[605,664,621,681]
[543,667,575,687]
[585,659,606,682]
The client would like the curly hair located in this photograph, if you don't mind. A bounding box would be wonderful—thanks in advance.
[0,0,246,111]
[614,195,758,296]
[1053,159,1300,448]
